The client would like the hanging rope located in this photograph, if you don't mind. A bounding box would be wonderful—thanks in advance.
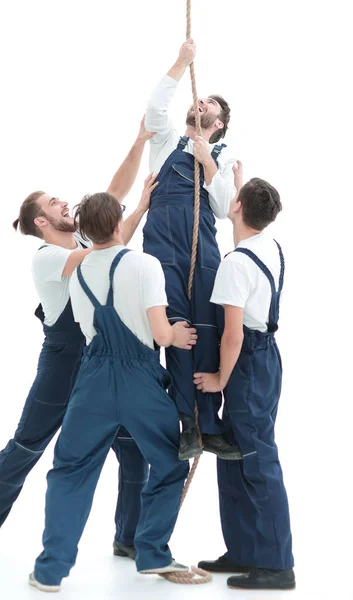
[159,0,212,586]
[180,0,203,508]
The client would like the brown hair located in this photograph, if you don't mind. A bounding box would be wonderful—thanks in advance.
[74,193,123,245]
[13,191,45,238]
[209,95,231,144]
[238,178,282,230]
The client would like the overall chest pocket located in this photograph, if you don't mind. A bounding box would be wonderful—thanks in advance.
[167,163,202,195]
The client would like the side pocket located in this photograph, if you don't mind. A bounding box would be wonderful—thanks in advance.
[143,206,176,266]
[198,214,221,271]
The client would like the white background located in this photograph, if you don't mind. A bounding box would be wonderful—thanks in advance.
[0,1,352,598]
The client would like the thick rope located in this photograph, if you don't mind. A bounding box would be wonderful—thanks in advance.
[161,1,212,586]
[179,0,203,507]
[159,566,212,585]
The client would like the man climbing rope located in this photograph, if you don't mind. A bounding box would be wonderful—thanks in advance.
[144,39,241,461]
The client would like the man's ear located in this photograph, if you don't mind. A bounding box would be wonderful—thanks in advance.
[34,216,47,229]
[215,118,224,131]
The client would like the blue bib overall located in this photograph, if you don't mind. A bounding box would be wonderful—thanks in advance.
[34,249,189,585]
[143,137,226,434]
[217,243,294,570]
[0,246,147,547]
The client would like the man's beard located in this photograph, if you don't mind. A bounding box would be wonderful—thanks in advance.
[186,109,217,130]
[44,213,76,233]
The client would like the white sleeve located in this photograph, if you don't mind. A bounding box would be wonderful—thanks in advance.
[32,245,72,283]
[141,255,168,310]
[68,272,80,323]
[204,159,236,219]
[145,74,178,138]
[211,258,251,308]
[145,74,180,173]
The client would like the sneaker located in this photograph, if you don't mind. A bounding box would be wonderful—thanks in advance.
[198,554,250,573]
[139,559,189,574]
[202,434,242,460]
[28,572,61,593]
[178,428,203,461]
[113,540,136,560]
[227,567,296,590]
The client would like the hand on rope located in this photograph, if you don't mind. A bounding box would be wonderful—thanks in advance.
[178,38,196,67]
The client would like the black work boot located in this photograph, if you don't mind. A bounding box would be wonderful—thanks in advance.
[198,554,251,574]
[202,433,242,460]
[178,414,203,461]
[227,567,296,590]
[113,540,136,560]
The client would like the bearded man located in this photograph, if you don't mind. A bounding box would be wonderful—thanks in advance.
[143,39,241,461]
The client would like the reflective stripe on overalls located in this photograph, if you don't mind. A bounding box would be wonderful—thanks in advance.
[34,249,189,586]
[0,245,148,545]
[143,136,226,434]
[217,242,294,570]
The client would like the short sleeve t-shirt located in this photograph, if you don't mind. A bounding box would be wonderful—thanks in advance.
[32,233,89,326]
[69,246,168,349]
[211,233,282,332]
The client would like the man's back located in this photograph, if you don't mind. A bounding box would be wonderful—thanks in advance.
[69,247,167,348]
[211,232,283,333]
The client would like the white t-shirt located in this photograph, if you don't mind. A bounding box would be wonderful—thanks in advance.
[145,74,236,219]
[69,246,168,349]
[211,233,282,332]
[32,233,90,326]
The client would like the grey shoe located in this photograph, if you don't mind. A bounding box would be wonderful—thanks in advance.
[139,559,189,574]
[28,572,61,593]
[113,540,136,560]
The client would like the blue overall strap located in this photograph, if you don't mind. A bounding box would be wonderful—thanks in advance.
[211,143,227,161]
[106,248,132,307]
[177,136,189,150]
[76,264,101,309]
[234,248,277,295]
[274,240,285,293]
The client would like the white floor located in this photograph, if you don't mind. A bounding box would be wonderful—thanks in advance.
[1,425,352,600]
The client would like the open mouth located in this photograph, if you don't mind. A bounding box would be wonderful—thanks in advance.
[61,210,70,218]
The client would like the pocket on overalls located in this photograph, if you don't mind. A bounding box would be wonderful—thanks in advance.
[225,352,256,455]
[198,214,221,271]
[167,164,195,195]
[143,205,175,266]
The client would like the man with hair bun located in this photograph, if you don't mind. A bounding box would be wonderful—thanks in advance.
[0,123,154,563]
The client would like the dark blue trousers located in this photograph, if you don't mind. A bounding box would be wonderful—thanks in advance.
[34,249,189,586]
[0,337,148,543]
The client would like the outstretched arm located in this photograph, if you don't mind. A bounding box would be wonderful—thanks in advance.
[122,173,158,245]
[106,118,154,201]
[145,39,196,139]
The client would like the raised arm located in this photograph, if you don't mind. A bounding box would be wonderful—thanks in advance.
[144,39,196,138]
[106,118,154,201]
[122,173,158,245]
